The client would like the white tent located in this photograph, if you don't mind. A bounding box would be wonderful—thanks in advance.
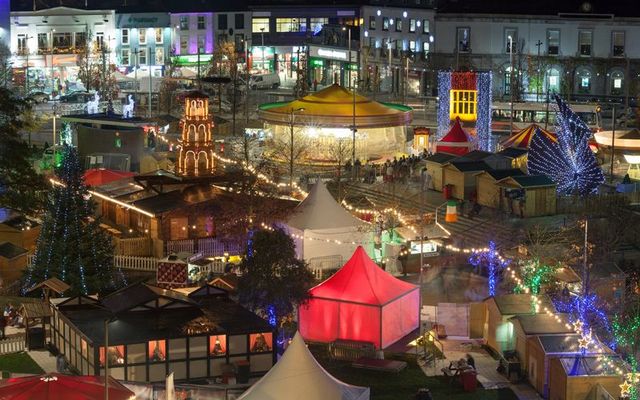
[283,181,370,270]
[237,332,370,400]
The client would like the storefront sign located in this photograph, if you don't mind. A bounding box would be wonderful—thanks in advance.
[117,13,170,28]
[309,46,357,62]
[170,54,213,66]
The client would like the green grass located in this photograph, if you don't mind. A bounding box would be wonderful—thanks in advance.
[0,352,45,375]
[314,354,518,400]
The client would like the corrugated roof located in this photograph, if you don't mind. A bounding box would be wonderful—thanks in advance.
[511,175,556,188]
[537,334,609,354]
[0,242,27,259]
[21,302,52,319]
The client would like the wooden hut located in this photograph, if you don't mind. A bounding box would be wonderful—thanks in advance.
[0,242,28,285]
[475,169,526,209]
[496,175,557,217]
[442,161,491,199]
[20,302,52,350]
[424,153,457,191]
[484,294,555,354]
[26,277,71,302]
[458,150,513,170]
[548,356,623,400]
[509,314,574,371]
[496,147,529,171]
[527,335,610,398]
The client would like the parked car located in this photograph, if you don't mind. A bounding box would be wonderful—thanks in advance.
[249,73,280,90]
[59,91,94,103]
[27,91,50,104]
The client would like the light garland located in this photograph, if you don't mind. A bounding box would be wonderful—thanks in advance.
[476,72,492,151]
[437,71,451,140]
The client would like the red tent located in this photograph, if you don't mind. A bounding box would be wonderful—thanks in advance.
[0,373,135,400]
[299,246,419,349]
[83,168,135,187]
[436,117,472,156]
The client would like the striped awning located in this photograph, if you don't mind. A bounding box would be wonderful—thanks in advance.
[500,124,557,149]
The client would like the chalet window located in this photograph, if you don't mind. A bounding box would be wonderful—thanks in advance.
[148,339,166,362]
[99,345,125,367]
[250,332,273,353]
[209,335,227,356]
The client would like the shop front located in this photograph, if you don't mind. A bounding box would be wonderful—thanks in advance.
[250,45,275,74]
[308,45,357,88]
[14,54,85,95]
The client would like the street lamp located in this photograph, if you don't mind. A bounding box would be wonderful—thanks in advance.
[508,35,514,135]
[289,107,305,189]
[343,26,358,179]
[52,102,60,164]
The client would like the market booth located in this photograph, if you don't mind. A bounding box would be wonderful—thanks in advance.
[424,153,458,191]
[441,161,491,199]
[548,356,624,400]
[238,332,370,400]
[475,169,527,209]
[299,246,420,349]
[496,175,557,217]
[436,117,473,156]
[509,314,574,372]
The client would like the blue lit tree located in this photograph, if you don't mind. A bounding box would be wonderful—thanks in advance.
[469,241,509,297]
[23,145,126,295]
[528,94,604,196]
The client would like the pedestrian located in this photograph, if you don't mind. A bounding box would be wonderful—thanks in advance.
[386,164,394,183]
[313,79,318,91]
[420,167,427,191]
[0,314,6,340]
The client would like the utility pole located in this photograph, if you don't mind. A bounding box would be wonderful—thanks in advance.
[535,40,543,102]
[508,35,514,135]
[610,105,616,182]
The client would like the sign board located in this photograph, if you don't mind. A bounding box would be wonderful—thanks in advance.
[309,45,357,62]
[117,13,171,28]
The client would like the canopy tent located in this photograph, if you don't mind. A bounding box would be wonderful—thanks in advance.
[238,332,370,400]
[83,168,135,187]
[284,181,369,269]
[500,124,557,149]
[436,117,473,155]
[0,374,135,400]
[299,246,419,349]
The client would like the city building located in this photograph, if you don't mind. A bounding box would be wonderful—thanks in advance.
[9,5,116,95]
[0,0,9,48]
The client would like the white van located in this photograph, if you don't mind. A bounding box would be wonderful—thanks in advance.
[249,73,280,90]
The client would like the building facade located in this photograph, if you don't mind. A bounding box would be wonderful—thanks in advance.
[10,6,116,95]
[0,0,9,48]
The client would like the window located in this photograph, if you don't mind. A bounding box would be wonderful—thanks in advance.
[548,68,560,92]
[252,17,270,33]
[457,27,470,52]
[138,48,147,65]
[149,340,166,362]
[218,14,228,30]
[75,32,86,48]
[17,34,27,53]
[276,18,306,33]
[577,68,591,93]
[38,33,48,50]
[381,38,388,53]
[96,32,104,49]
[505,28,517,53]
[449,89,477,121]
[179,16,189,30]
[121,49,130,65]
[155,28,163,44]
[423,41,430,54]
[409,40,416,52]
[180,35,188,53]
[209,335,227,356]
[53,32,71,48]
[579,30,592,56]
[611,70,623,95]
[395,18,402,32]
[197,15,206,30]
[100,346,125,367]
[155,48,164,65]
[138,28,147,45]
[504,67,513,95]
[422,19,429,34]
[409,19,416,33]
[612,31,624,57]
[121,29,129,45]
[382,17,389,31]
[547,29,559,55]
[197,35,205,53]
[235,14,244,29]
[369,37,376,48]
[309,18,327,33]
[369,16,376,30]
[250,333,273,353]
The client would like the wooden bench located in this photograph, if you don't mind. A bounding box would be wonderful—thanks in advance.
[352,357,407,374]
[329,340,376,361]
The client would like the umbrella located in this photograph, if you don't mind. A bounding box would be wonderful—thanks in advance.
[0,373,135,400]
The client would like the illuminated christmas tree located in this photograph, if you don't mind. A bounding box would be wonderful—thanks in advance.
[527,94,604,196]
[468,241,509,297]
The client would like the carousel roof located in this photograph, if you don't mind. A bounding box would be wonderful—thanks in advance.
[257,84,412,128]
[500,124,557,149]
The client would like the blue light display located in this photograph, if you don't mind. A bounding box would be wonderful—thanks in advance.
[437,71,451,140]
[468,241,509,297]
[476,72,492,151]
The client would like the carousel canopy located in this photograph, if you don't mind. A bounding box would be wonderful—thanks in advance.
[500,124,557,149]
[0,374,135,400]
[257,84,412,129]
[436,117,472,156]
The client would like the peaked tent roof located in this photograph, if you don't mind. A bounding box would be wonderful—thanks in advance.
[309,246,418,306]
[500,124,557,149]
[238,332,370,400]
[83,168,135,187]
[436,118,472,156]
[287,181,365,231]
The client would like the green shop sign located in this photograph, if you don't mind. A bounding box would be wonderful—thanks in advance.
[171,54,214,66]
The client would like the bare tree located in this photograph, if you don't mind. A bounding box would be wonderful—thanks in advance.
[326,138,353,201]
[267,126,313,187]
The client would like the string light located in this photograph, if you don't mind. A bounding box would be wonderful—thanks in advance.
[476,72,492,151]
[468,241,509,296]
[437,71,451,140]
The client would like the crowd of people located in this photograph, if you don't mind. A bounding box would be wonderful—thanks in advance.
[346,149,432,185]
[0,304,24,339]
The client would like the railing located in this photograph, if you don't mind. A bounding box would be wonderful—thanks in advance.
[113,255,158,272]
[113,237,153,257]
[166,238,243,257]
[0,336,26,355]
[166,239,195,255]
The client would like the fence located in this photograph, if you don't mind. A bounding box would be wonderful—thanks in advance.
[166,239,195,255]
[113,237,153,257]
[113,255,158,272]
[166,238,242,257]
[0,336,25,355]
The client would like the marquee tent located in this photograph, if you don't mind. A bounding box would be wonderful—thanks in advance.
[0,373,135,400]
[436,117,473,155]
[238,332,370,400]
[500,124,557,149]
[299,246,420,349]
[284,181,369,269]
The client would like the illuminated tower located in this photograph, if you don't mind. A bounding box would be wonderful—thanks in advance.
[177,91,215,176]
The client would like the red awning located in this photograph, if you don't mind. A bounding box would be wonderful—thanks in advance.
[83,169,135,187]
[500,123,557,149]
[0,374,135,400]
[436,117,472,156]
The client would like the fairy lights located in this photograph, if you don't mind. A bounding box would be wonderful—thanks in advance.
[476,72,492,151]
[437,71,452,140]
[468,241,509,296]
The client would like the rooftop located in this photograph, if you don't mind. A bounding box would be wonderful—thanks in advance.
[509,313,574,335]
[479,168,527,181]
[537,334,609,354]
[558,356,624,377]
[0,242,28,259]
[497,148,529,159]
[424,153,458,164]
[491,293,555,315]
[446,161,491,172]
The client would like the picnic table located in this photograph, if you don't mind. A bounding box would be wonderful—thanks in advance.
[441,360,473,384]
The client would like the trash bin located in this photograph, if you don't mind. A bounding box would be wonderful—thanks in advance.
[235,360,250,384]
[27,327,45,350]
[461,370,477,392]
[444,184,453,200]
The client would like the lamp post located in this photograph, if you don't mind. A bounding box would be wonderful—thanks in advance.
[343,26,357,179]
[50,29,55,94]
[52,102,60,164]
[508,35,514,135]
[289,107,305,189]
[244,37,251,125]
[535,40,543,102]
[260,27,265,72]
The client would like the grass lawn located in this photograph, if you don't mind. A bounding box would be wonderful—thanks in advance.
[0,352,45,375]
[315,355,518,400]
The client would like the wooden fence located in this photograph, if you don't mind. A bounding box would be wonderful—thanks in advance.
[166,238,242,257]
[113,255,158,272]
[0,336,25,355]
[113,237,153,257]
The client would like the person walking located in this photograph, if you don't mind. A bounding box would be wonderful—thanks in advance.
[0,314,6,340]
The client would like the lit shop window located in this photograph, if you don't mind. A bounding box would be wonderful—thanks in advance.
[449,90,477,121]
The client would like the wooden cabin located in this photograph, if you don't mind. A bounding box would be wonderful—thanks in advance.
[458,150,513,170]
[548,356,623,400]
[484,294,555,354]
[496,147,529,171]
[496,175,557,217]
[509,314,574,372]
[442,161,491,199]
[527,335,610,398]
[0,242,28,285]
[0,213,40,253]
[475,169,526,209]
[424,153,457,191]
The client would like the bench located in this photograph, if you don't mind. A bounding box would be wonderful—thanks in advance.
[352,358,407,374]
[330,340,376,361]
[441,367,456,377]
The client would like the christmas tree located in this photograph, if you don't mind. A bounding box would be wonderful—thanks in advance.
[23,145,125,295]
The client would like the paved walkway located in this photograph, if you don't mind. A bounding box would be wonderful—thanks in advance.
[27,349,57,373]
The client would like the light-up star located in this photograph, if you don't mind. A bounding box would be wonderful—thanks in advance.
[578,336,590,351]
[619,380,632,397]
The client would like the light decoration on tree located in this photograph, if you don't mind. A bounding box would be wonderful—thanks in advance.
[437,71,451,139]
[527,94,605,196]
[475,72,493,151]
[512,259,557,296]
[59,122,73,146]
[468,241,509,297]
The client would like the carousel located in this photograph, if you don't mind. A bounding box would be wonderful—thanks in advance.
[257,84,413,163]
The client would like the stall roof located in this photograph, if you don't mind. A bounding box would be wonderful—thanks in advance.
[445,161,491,173]
[26,277,70,295]
[424,153,458,165]
[20,302,52,319]
[497,175,556,189]
[509,314,574,335]
[0,242,27,259]
[497,147,529,159]
[538,334,609,354]
[458,150,494,161]
[476,169,526,181]
[491,293,555,315]
[558,356,624,377]
[101,282,196,314]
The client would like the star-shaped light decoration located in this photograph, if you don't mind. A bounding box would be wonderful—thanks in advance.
[578,336,590,352]
[619,380,632,398]
[574,320,584,333]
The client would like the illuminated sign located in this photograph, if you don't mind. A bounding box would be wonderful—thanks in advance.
[170,54,213,66]
[317,48,347,60]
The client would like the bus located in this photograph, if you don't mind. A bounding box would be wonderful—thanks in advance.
[491,101,602,135]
